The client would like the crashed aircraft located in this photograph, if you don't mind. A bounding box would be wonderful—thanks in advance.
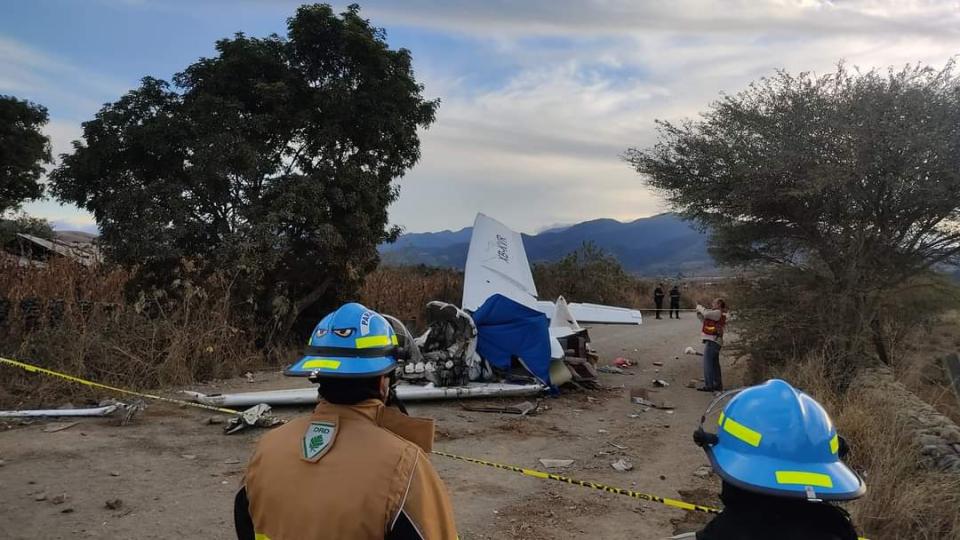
[187,213,640,407]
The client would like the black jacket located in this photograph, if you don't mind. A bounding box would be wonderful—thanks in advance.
[697,482,860,540]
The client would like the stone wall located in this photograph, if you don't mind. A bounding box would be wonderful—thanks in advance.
[852,364,960,473]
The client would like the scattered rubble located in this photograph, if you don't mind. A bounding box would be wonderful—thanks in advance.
[34,493,47,502]
[598,365,624,374]
[693,466,712,478]
[611,458,634,472]
[652,361,664,367]
[224,403,284,435]
[51,494,68,505]
[652,379,670,387]
[105,498,123,510]
[461,401,538,416]
[180,454,197,460]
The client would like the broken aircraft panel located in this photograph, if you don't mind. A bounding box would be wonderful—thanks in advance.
[184,381,544,408]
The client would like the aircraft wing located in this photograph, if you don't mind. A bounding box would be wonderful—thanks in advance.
[566,303,642,325]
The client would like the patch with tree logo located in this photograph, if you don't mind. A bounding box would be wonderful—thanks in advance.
[301,421,337,462]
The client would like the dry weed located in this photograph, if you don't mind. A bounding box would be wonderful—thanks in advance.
[778,355,960,540]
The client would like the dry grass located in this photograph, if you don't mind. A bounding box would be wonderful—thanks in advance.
[777,355,960,540]
[0,259,269,408]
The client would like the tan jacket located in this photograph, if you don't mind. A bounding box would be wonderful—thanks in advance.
[242,400,457,540]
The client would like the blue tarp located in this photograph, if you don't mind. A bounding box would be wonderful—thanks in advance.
[470,294,552,387]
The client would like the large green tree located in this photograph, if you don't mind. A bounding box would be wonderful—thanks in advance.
[626,63,960,364]
[0,95,51,213]
[51,4,438,341]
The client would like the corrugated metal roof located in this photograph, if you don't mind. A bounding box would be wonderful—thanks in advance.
[15,233,101,266]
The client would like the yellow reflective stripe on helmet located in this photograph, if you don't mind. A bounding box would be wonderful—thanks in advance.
[717,411,725,426]
[775,470,834,488]
[301,359,341,370]
[391,334,399,345]
[722,417,762,447]
[255,534,271,540]
[830,434,839,454]
[355,335,392,348]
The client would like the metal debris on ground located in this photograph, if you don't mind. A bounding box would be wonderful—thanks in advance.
[608,442,628,450]
[43,422,80,433]
[652,361,664,366]
[114,399,146,425]
[632,397,655,407]
[611,458,634,472]
[461,400,538,416]
[539,459,575,468]
[653,379,670,387]
[598,365,624,374]
[224,403,284,435]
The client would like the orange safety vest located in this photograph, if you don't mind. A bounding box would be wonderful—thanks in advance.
[702,314,726,337]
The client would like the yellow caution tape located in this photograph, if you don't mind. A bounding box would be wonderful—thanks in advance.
[0,356,240,415]
[433,451,872,539]
[432,450,720,514]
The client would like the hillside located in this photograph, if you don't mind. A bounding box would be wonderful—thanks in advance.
[380,213,718,276]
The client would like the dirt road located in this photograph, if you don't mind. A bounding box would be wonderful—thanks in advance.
[0,317,736,539]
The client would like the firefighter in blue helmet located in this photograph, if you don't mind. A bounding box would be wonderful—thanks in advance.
[235,303,457,540]
[693,379,865,540]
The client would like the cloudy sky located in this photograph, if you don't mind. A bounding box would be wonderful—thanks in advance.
[3,1,960,233]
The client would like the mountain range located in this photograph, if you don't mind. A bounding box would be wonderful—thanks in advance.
[380,213,718,276]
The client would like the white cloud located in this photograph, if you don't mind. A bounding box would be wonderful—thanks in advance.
[383,1,960,232]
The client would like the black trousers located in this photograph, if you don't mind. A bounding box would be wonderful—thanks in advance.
[654,299,663,318]
[669,301,680,318]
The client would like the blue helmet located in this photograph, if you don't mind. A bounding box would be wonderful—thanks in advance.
[285,303,399,378]
[695,379,865,501]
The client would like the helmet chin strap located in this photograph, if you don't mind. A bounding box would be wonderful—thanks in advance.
[385,369,408,415]
[693,387,745,448]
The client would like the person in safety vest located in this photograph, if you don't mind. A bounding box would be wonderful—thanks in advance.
[692,379,865,540]
[696,298,727,392]
[234,303,458,540]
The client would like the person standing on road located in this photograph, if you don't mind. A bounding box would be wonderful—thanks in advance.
[234,303,458,540]
[654,283,665,319]
[669,284,681,319]
[696,298,727,392]
[692,379,865,540]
